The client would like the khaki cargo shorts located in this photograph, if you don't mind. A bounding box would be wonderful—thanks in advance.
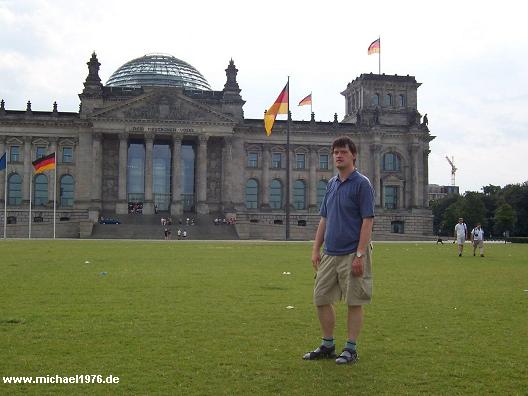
[313,244,373,306]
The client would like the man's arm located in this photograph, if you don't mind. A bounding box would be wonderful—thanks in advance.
[352,217,374,277]
[311,217,326,271]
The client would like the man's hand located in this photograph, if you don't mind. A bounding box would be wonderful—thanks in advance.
[351,256,364,277]
[312,250,321,271]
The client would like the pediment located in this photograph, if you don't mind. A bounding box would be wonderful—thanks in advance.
[6,137,24,145]
[32,137,49,146]
[59,138,76,146]
[245,144,262,152]
[91,91,235,123]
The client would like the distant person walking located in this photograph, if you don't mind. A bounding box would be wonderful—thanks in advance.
[303,136,375,365]
[471,223,485,257]
[454,217,468,257]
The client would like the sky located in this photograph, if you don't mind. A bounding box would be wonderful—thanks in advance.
[1,0,527,193]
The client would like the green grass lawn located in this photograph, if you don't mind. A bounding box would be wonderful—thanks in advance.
[0,241,527,395]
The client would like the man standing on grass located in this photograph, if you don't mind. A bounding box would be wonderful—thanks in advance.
[471,223,485,257]
[303,136,375,365]
[454,218,468,257]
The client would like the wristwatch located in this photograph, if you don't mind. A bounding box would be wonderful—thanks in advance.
[356,251,365,258]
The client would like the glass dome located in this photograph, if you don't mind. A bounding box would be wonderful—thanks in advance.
[106,53,211,90]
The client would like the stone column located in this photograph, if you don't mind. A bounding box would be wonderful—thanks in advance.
[23,136,32,204]
[49,137,58,207]
[196,135,209,214]
[221,136,233,210]
[411,143,420,208]
[0,137,5,205]
[309,146,318,212]
[423,148,430,208]
[370,144,382,207]
[143,133,154,214]
[76,131,93,211]
[116,132,128,214]
[170,135,183,216]
[231,137,245,211]
[90,133,102,209]
[261,144,270,210]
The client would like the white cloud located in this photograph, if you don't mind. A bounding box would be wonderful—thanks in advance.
[0,0,527,192]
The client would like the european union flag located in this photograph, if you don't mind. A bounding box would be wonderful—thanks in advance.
[0,152,6,171]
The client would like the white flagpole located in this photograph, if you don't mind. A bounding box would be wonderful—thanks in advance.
[3,159,7,239]
[29,172,32,239]
[53,154,56,239]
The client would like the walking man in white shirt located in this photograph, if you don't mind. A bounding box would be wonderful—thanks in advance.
[454,218,468,257]
[471,223,485,257]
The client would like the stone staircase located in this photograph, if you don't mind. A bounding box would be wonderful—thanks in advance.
[89,213,239,240]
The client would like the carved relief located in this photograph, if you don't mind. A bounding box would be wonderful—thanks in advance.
[124,103,160,119]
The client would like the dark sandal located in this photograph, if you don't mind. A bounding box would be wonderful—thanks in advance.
[335,348,358,364]
[302,344,336,360]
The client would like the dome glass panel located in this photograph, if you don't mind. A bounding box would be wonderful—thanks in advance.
[106,53,211,90]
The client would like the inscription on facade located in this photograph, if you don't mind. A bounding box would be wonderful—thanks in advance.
[128,126,195,134]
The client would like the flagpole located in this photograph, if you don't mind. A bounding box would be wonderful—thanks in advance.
[378,36,381,75]
[53,154,56,239]
[29,173,32,239]
[285,76,291,241]
[310,91,313,116]
[3,160,7,239]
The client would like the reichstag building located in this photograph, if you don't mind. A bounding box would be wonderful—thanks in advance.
[0,53,434,239]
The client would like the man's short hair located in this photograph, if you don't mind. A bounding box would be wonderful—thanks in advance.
[332,136,357,165]
[331,136,357,156]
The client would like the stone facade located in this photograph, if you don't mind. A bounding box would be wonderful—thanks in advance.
[0,53,435,239]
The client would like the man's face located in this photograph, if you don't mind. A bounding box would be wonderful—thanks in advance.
[333,145,356,170]
[459,218,463,224]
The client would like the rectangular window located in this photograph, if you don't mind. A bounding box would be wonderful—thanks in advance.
[247,152,258,168]
[271,152,282,169]
[296,153,305,170]
[62,147,73,163]
[384,186,398,209]
[10,146,20,162]
[319,154,329,170]
[36,146,46,159]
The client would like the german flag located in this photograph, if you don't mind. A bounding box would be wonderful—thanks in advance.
[32,153,56,173]
[264,82,289,136]
[298,93,312,107]
[368,38,380,55]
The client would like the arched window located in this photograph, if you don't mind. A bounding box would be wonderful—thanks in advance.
[383,152,401,171]
[372,93,380,106]
[245,179,258,209]
[34,174,48,206]
[384,93,392,106]
[316,180,327,209]
[293,180,306,210]
[7,173,22,205]
[60,175,75,207]
[399,94,406,107]
[269,179,282,209]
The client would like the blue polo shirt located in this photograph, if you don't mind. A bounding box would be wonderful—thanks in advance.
[320,170,375,255]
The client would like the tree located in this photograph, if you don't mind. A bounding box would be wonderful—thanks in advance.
[431,194,460,235]
[440,200,463,236]
[494,203,517,236]
[501,182,528,235]
[460,192,486,229]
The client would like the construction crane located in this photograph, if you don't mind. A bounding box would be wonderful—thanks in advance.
[445,156,457,186]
